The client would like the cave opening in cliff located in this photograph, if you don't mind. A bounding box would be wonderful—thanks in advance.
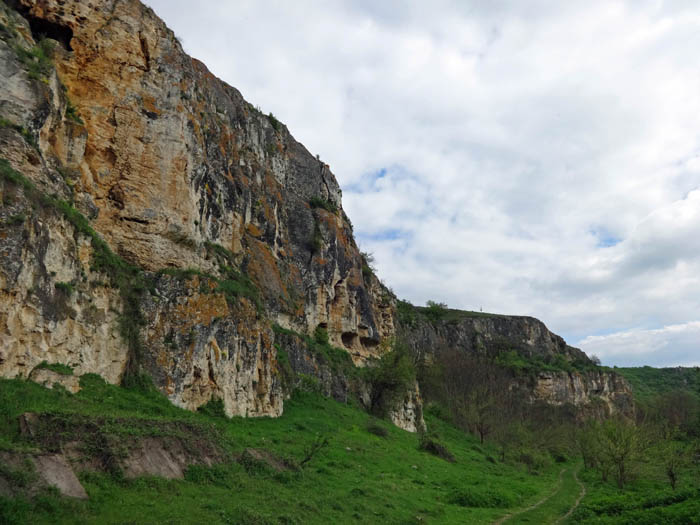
[9,2,73,51]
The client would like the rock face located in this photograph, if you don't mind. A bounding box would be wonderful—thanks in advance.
[399,310,634,417]
[0,0,408,426]
[533,370,634,417]
[402,311,588,364]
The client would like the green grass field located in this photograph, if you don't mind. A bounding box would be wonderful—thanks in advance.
[2,373,699,524]
[567,467,700,524]
[0,375,563,524]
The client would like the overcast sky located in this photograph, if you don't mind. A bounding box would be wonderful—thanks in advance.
[145,0,700,368]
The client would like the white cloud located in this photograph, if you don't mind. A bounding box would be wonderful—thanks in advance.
[579,321,700,367]
[146,0,700,366]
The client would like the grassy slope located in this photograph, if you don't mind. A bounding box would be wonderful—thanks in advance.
[0,376,563,525]
[564,367,700,524]
[615,366,700,402]
[566,467,700,524]
[507,466,582,524]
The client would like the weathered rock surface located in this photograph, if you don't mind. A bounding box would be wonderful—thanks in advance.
[28,367,81,393]
[400,311,634,416]
[0,450,87,499]
[388,382,426,433]
[402,312,588,364]
[533,370,634,416]
[0,0,406,424]
[32,454,88,499]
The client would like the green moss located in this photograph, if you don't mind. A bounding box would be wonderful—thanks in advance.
[272,324,354,376]
[309,219,323,254]
[33,361,74,376]
[0,117,37,148]
[3,213,25,226]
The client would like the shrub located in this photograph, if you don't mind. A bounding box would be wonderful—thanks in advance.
[396,299,417,327]
[54,281,74,296]
[64,98,84,125]
[360,251,375,280]
[5,213,25,226]
[418,435,455,462]
[268,112,281,132]
[366,342,416,416]
[367,420,389,438]
[14,38,55,81]
[0,117,36,148]
[313,326,329,346]
[423,300,448,323]
[197,398,227,419]
[447,486,519,508]
[309,196,338,214]
[309,219,323,253]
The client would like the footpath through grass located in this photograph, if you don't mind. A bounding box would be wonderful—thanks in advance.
[501,466,583,524]
[565,467,700,524]
[0,376,568,524]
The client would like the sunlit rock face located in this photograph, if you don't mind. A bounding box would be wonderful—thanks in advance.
[0,0,408,424]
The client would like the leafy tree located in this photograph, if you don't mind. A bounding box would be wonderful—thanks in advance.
[366,341,416,416]
[596,417,648,489]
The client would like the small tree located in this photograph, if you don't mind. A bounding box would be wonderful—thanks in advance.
[596,417,647,489]
[576,421,601,470]
[367,341,416,417]
[424,300,448,322]
[659,440,688,491]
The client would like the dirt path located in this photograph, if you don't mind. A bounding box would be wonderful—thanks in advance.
[491,468,566,525]
[554,467,585,524]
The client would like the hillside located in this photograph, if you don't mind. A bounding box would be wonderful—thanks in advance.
[0,374,571,524]
[615,367,700,402]
[6,0,696,523]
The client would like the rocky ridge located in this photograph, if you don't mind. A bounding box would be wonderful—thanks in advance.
[398,306,634,416]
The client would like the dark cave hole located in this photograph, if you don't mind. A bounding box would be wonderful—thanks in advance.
[9,1,74,51]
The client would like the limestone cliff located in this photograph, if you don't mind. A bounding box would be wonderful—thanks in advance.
[398,306,634,417]
[0,0,406,424]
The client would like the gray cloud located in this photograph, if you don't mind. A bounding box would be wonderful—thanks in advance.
[146,0,700,366]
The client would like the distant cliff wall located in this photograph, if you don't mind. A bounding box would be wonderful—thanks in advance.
[399,307,634,417]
